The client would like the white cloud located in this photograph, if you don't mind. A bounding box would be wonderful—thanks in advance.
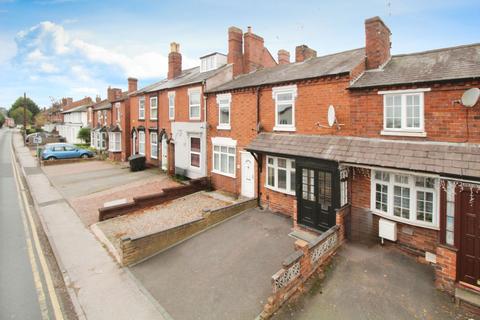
[40,62,59,73]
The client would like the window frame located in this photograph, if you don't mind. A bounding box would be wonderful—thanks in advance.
[138,131,145,155]
[168,91,175,120]
[138,96,145,120]
[150,96,158,121]
[150,132,158,159]
[272,85,297,132]
[211,137,236,178]
[379,88,430,137]
[265,156,296,195]
[188,88,202,120]
[115,102,121,123]
[216,93,232,130]
[370,169,439,229]
[108,132,122,152]
[189,135,201,169]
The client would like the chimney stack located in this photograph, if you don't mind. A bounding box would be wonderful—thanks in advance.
[168,42,182,80]
[365,16,391,70]
[96,95,101,103]
[128,77,138,93]
[228,27,244,77]
[278,49,290,65]
[295,45,317,63]
[107,87,122,102]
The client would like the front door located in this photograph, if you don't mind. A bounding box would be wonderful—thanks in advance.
[132,131,136,155]
[161,137,168,171]
[241,152,255,198]
[298,166,335,232]
[459,188,480,287]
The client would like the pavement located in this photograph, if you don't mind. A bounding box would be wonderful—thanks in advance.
[131,207,296,320]
[0,128,43,319]
[43,160,178,226]
[272,243,477,320]
[12,130,170,320]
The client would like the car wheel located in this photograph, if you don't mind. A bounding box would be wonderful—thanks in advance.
[47,156,56,161]
[81,154,89,159]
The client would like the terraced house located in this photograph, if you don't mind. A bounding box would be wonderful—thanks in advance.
[206,16,480,300]
[128,28,275,178]
[57,97,93,144]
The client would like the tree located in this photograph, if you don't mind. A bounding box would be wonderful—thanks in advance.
[0,113,4,128]
[77,127,91,144]
[10,108,32,126]
[34,112,47,128]
[8,97,40,118]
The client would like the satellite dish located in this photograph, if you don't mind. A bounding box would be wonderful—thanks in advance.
[327,105,336,127]
[461,88,480,108]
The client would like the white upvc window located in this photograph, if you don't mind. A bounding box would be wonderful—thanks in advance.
[371,169,438,228]
[188,88,201,120]
[150,96,158,120]
[168,91,175,120]
[212,138,236,177]
[102,110,107,125]
[150,132,158,159]
[138,131,145,155]
[379,88,429,137]
[100,132,107,150]
[115,102,121,123]
[266,156,296,195]
[216,93,231,130]
[189,136,201,168]
[108,132,121,152]
[272,85,297,132]
[138,96,145,120]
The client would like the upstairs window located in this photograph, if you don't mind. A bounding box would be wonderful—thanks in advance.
[150,97,158,120]
[189,88,201,120]
[138,97,145,120]
[168,92,175,120]
[272,85,297,131]
[380,89,429,136]
[216,93,231,130]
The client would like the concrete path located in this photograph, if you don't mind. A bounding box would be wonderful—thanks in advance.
[131,208,296,320]
[13,131,169,320]
[272,243,475,320]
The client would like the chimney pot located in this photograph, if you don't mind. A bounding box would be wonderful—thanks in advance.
[247,26,252,33]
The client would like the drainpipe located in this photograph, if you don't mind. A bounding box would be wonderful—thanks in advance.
[254,86,263,209]
[202,80,208,179]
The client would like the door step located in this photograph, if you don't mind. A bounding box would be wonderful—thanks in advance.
[455,286,480,308]
[289,229,320,243]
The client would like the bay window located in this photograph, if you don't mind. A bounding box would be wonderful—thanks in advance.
[371,170,438,227]
[272,85,297,132]
[108,132,121,152]
[266,156,296,195]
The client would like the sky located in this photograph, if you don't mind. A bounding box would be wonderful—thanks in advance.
[0,0,479,109]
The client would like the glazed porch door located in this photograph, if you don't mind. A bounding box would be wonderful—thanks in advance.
[459,188,480,287]
[298,167,334,232]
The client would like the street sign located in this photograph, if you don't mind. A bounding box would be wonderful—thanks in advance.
[33,136,42,144]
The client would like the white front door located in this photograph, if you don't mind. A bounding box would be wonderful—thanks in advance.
[241,151,255,198]
[161,137,168,171]
[132,131,136,155]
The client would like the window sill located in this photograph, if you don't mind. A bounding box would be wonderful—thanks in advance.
[150,119,158,121]
[189,117,201,121]
[273,126,296,132]
[265,184,295,196]
[370,210,439,230]
[216,125,231,131]
[380,130,427,137]
[212,170,236,179]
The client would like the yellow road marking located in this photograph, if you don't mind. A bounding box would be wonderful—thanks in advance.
[11,145,65,320]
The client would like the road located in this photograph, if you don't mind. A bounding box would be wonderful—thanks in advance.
[0,128,77,320]
[0,127,44,318]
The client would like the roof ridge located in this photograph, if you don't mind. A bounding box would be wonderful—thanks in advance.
[392,42,480,58]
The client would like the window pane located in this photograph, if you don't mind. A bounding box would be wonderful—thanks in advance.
[191,138,200,152]
[228,147,235,154]
[276,92,293,101]
[214,146,220,152]
[191,153,200,167]
[220,107,229,124]
[277,103,293,125]
[278,169,287,189]
[214,153,219,170]
[190,106,200,118]
[220,154,227,172]
[190,92,200,105]
[290,170,295,192]
[228,155,235,174]
[393,186,410,219]
[268,157,274,165]
[375,183,388,212]
[268,167,275,187]
[278,158,287,168]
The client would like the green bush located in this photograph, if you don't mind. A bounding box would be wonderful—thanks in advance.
[77,127,91,144]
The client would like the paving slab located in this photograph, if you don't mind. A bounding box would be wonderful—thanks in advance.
[131,208,295,320]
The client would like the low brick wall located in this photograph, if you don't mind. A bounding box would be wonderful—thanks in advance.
[261,220,344,318]
[98,177,210,221]
[120,198,257,266]
[42,157,97,166]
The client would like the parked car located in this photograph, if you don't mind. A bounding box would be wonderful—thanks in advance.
[42,143,94,160]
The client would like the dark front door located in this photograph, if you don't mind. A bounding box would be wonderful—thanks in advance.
[459,188,480,287]
[298,166,335,232]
